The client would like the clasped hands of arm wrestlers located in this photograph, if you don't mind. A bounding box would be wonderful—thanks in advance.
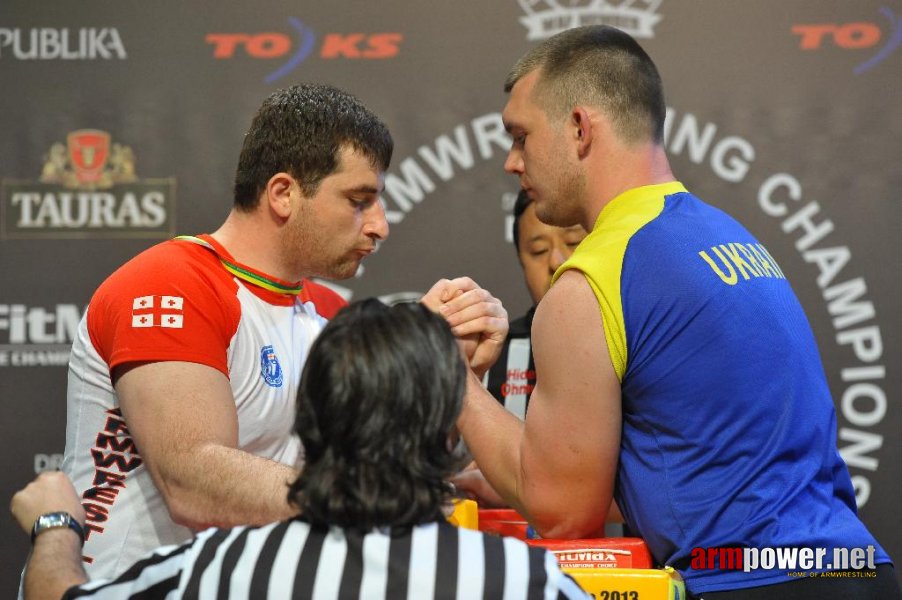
[421,276,509,379]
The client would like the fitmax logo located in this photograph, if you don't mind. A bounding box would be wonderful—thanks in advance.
[206,18,402,83]
[0,304,81,344]
[0,304,83,367]
[792,6,902,74]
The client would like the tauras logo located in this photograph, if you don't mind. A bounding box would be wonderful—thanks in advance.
[518,0,663,41]
[0,303,84,367]
[1,130,176,239]
[0,28,126,60]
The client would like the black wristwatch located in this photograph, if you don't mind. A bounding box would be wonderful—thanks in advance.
[31,512,85,546]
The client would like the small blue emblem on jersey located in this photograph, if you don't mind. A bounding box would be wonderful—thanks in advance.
[260,345,283,387]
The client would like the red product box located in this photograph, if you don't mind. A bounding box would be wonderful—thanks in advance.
[477,509,653,570]
[527,538,653,569]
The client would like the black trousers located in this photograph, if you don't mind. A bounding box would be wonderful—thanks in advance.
[695,564,901,600]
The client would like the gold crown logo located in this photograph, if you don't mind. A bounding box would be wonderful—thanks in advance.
[518,0,663,41]
[39,129,138,190]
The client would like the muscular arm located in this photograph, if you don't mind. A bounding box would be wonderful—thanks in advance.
[115,361,299,530]
[456,270,621,538]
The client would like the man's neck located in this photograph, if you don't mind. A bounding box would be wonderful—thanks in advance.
[582,143,674,231]
[210,209,301,282]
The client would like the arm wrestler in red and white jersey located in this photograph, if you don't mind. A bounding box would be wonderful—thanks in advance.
[55,84,508,581]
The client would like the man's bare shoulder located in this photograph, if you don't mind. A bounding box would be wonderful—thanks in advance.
[530,268,613,388]
[534,269,600,333]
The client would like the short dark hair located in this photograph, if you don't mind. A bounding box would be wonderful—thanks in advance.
[233,84,393,210]
[288,299,468,532]
[505,25,666,144]
[512,188,533,254]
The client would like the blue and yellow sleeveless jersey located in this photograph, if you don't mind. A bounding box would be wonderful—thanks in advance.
[552,182,889,593]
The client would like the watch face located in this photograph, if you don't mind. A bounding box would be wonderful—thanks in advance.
[38,512,69,528]
[33,512,74,539]
[31,511,85,545]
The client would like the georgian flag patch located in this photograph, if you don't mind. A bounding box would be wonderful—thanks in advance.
[131,295,185,328]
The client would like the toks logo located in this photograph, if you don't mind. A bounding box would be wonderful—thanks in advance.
[1,130,176,239]
[792,6,902,74]
[206,18,403,84]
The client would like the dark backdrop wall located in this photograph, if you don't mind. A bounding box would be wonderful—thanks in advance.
[2,0,899,591]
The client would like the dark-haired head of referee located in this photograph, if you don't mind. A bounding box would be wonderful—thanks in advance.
[12,299,589,599]
[288,298,468,531]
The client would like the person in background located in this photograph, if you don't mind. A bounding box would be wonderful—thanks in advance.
[485,189,586,419]
[12,300,586,600]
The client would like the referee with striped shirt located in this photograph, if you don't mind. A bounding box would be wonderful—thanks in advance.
[12,299,588,599]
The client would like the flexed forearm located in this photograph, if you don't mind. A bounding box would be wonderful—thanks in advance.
[152,443,299,530]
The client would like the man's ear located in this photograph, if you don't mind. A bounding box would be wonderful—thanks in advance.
[265,172,295,219]
[571,106,594,158]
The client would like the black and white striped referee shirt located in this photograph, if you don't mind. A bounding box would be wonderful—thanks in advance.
[64,518,589,599]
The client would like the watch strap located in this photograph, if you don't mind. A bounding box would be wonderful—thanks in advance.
[31,511,86,546]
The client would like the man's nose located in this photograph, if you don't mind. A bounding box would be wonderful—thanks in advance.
[504,148,524,175]
[364,199,390,241]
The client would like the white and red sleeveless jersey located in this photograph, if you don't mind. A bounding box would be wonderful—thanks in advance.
[61,234,346,579]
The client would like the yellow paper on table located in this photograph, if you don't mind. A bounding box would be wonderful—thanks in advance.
[563,566,686,600]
